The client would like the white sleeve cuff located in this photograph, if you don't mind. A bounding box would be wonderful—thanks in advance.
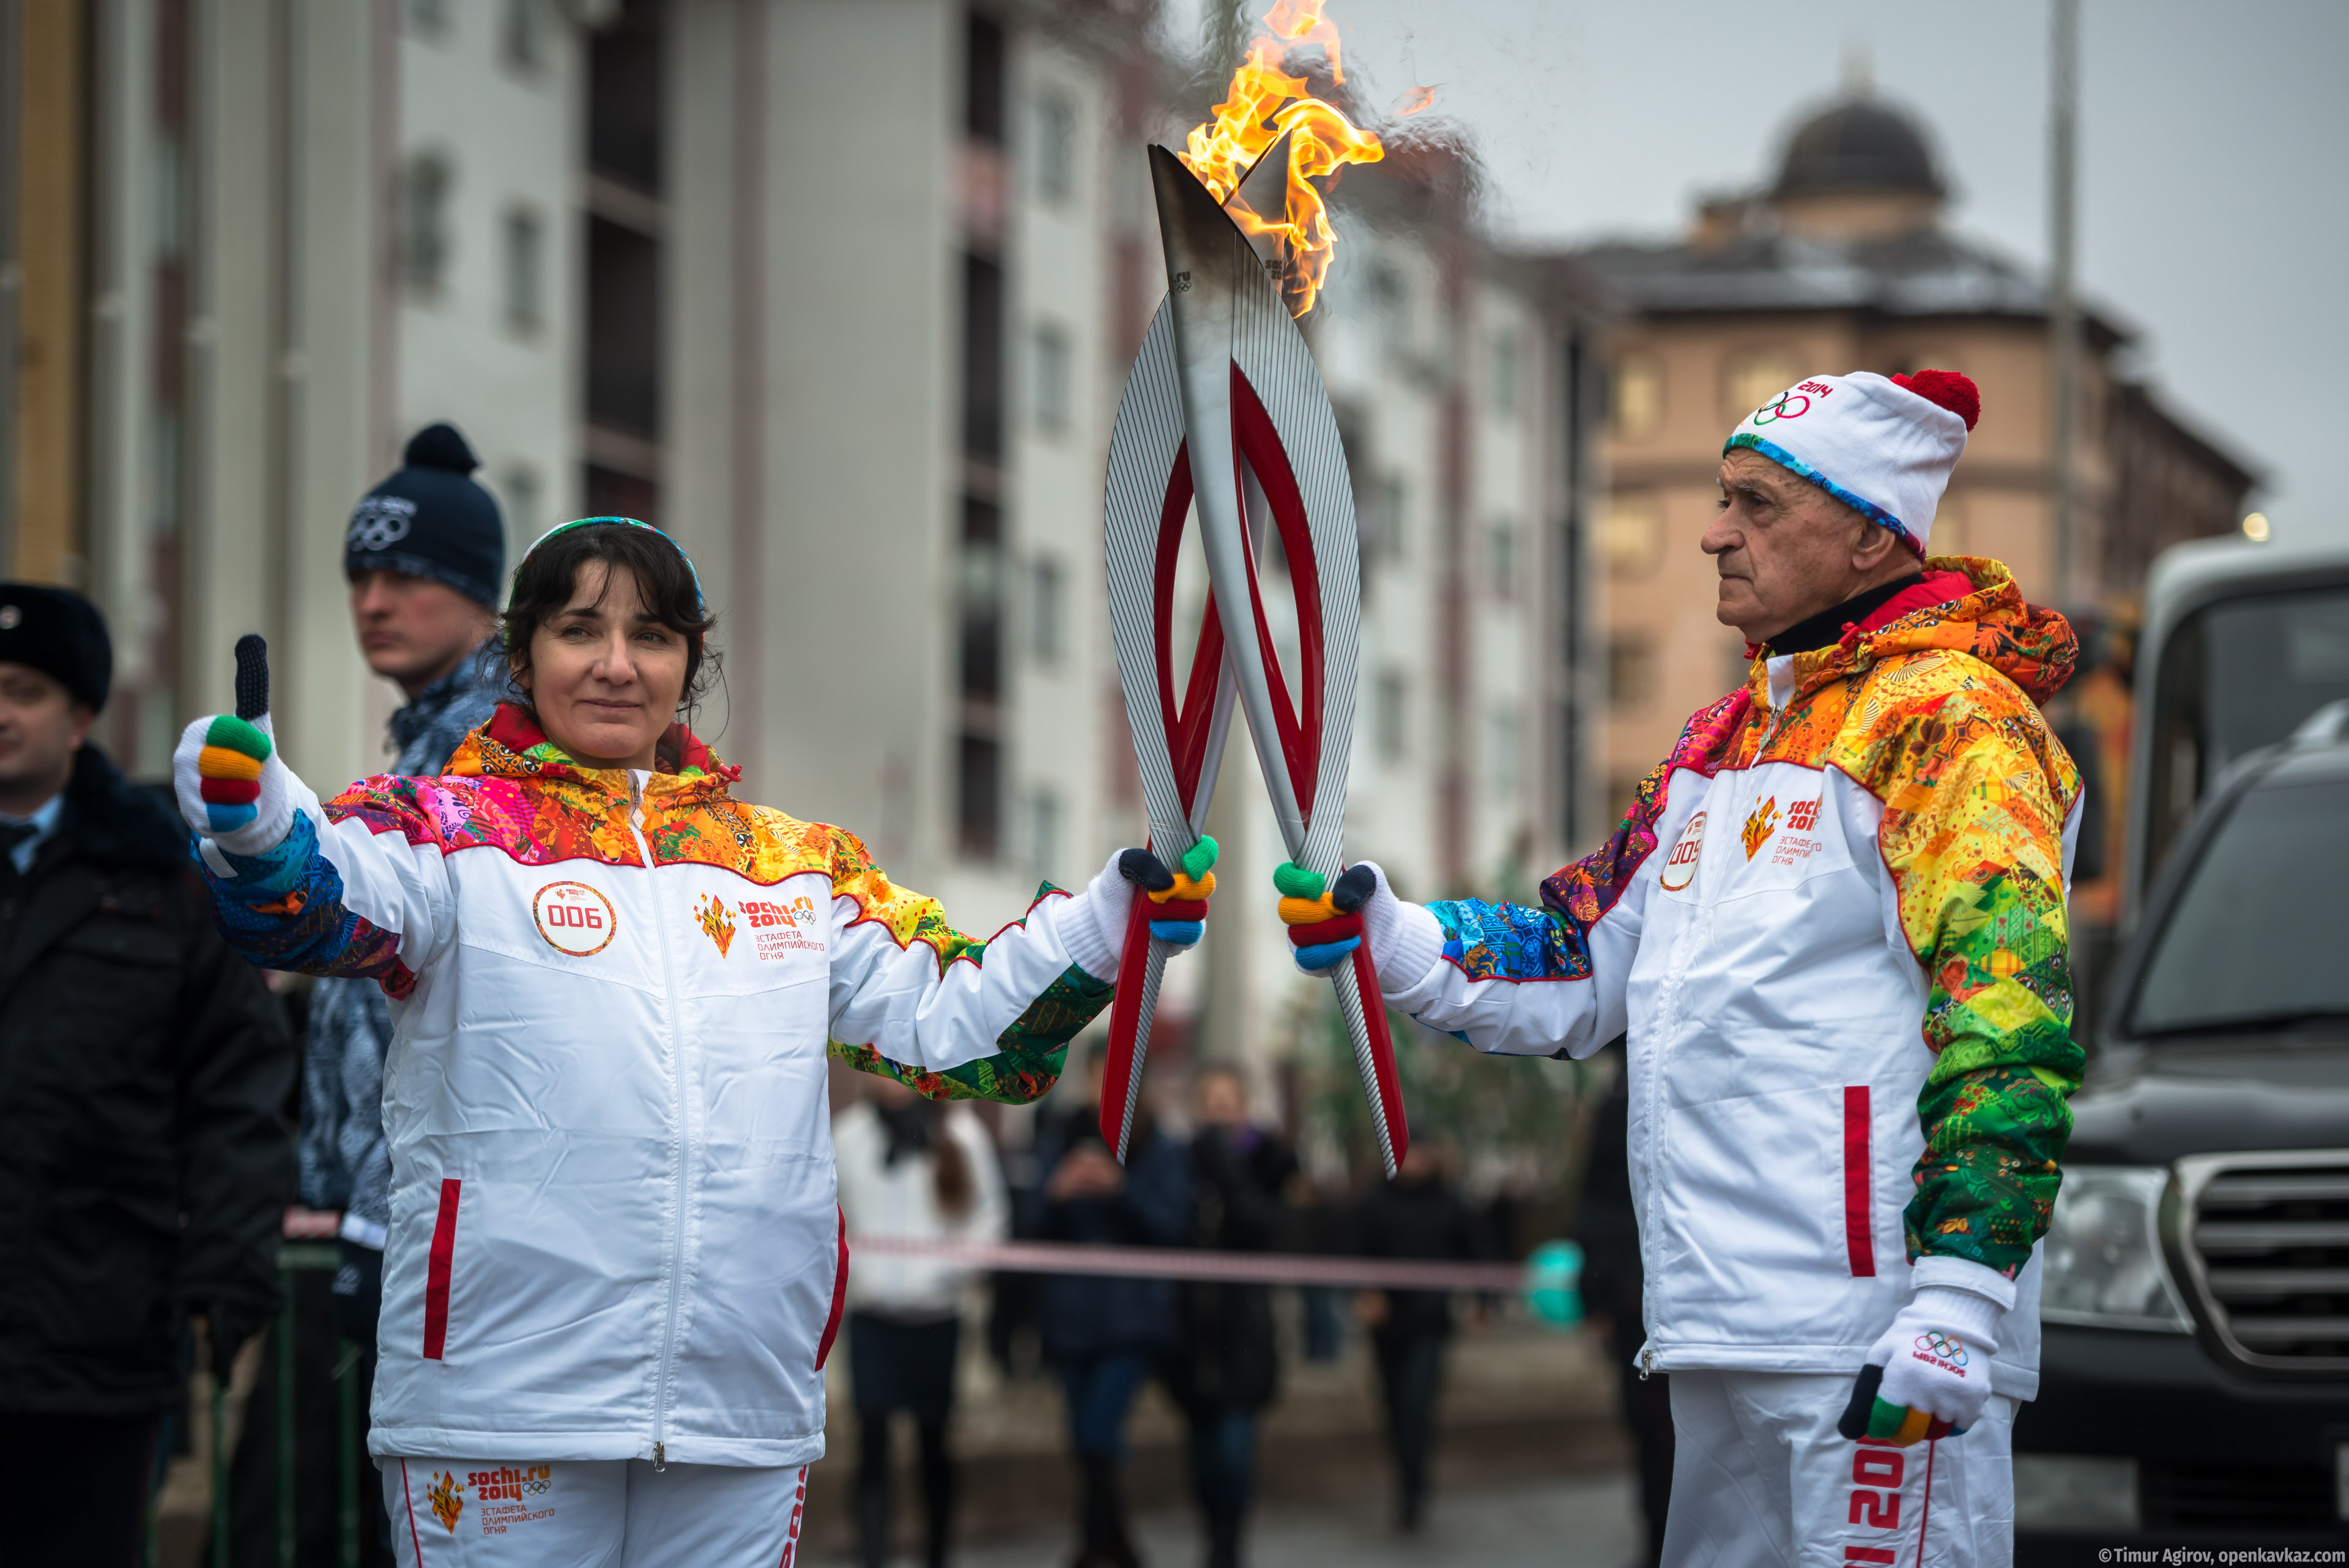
[1369,896,1445,998]
[1056,856,1128,982]
[1910,1254,2018,1312]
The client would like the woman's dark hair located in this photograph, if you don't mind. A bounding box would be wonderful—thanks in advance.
[502,521,720,720]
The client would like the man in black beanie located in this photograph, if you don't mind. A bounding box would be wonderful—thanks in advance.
[0,584,293,1567]
[344,420,507,699]
[308,423,507,1555]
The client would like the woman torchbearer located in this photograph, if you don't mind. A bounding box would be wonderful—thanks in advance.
[174,519,1215,1566]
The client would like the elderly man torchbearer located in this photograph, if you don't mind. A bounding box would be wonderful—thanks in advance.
[1283,370,2080,1565]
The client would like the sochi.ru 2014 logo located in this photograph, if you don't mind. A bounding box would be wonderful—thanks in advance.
[694,893,737,958]
[426,1469,465,1533]
[531,880,617,957]
[1658,812,1707,892]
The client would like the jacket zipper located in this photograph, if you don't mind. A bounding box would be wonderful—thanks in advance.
[628,773,689,1473]
[1638,688,1775,1372]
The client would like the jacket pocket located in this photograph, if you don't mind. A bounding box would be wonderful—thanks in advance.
[1842,1086,1875,1277]
[815,1205,848,1371]
[423,1178,461,1359]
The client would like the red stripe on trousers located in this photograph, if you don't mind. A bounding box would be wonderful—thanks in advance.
[1843,1087,1875,1277]
[423,1178,462,1359]
[401,1459,426,1562]
[1912,1437,1937,1564]
[778,1465,807,1566]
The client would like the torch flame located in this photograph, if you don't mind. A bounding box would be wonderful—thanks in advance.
[1180,1,1393,317]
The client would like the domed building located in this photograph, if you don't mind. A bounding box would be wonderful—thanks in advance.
[1570,91,2257,883]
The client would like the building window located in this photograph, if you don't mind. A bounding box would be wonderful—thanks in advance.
[1491,332,1521,419]
[1608,634,1655,711]
[1032,323,1071,436]
[1598,494,1661,578]
[502,205,543,333]
[963,255,1005,458]
[404,0,448,37]
[1035,92,1076,204]
[958,735,1001,860]
[1723,347,1803,423]
[965,12,1006,145]
[1611,351,1661,438]
[1375,669,1408,761]
[586,217,659,434]
[958,494,1006,862]
[502,0,547,74]
[588,0,663,193]
[1025,787,1063,886]
[1030,554,1065,664]
[401,150,453,297]
[1488,518,1519,600]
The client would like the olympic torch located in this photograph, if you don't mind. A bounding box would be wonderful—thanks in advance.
[1099,139,1408,1176]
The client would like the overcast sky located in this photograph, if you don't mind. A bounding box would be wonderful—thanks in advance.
[1165,1,2349,544]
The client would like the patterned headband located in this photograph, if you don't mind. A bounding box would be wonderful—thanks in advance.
[512,516,704,611]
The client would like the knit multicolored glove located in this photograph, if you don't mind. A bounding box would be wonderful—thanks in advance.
[173,635,297,858]
[1838,1285,2001,1445]
[1276,860,1382,973]
[1118,836,1218,949]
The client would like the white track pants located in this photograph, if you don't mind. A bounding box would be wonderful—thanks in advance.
[385,1456,808,1568]
[1660,1370,2016,1568]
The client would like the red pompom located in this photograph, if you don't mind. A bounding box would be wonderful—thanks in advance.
[1892,368,1980,431]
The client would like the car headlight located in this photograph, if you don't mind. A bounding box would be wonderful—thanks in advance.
[2040,1165,2194,1331]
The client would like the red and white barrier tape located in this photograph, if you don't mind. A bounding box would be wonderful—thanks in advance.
[847,1235,1527,1293]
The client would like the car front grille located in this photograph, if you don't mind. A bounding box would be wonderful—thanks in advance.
[2173,1151,2349,1373]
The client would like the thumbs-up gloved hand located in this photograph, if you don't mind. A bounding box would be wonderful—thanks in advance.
[173,635,298,857]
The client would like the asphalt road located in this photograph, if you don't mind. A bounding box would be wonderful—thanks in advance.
[805,1469,1644,1568]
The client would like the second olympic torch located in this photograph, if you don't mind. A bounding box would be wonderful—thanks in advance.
[1099,143,1409,1177]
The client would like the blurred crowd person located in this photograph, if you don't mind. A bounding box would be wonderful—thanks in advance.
[1022,1044,1192,1568]
[1576,1042,1671,1567]
[1350,1138,1485,1534]
[834,1078,1009,1568]
[1160,1065,1296,1568]
[0,583,294,1567]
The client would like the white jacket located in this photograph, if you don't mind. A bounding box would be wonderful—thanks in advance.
[1370,563,2082,1398]
[198,709,1127,1467]
[832,1101,1008,1320]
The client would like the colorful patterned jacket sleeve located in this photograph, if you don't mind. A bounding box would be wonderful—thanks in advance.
[1393,693,1750,1059]
[197,775,457,999]
[1878,692,2084,1279]
[822,830,1113,1105]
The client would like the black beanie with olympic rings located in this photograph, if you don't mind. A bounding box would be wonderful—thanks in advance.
[344,423,507,607]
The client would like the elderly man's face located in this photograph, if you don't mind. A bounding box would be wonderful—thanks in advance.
[1701,448,1909,644]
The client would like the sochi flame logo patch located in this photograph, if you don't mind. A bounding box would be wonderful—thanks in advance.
[694,894,738,958]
